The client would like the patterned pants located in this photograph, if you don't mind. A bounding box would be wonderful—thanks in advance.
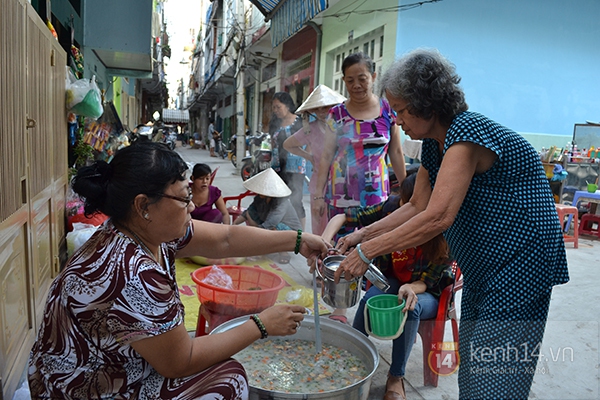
[458,289,552,399]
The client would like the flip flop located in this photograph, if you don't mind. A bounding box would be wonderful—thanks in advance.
[328,314,349,325]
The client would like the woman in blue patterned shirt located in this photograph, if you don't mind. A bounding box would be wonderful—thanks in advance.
[334,49,569,399]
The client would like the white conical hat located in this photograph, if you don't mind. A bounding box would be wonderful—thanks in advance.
[243,168,292,198]
[296,84,346,113]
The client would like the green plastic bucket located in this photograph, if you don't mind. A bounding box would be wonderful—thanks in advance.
[364,294,407,340]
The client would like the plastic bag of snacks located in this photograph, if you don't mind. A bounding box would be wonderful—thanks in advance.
[201,265,234,289]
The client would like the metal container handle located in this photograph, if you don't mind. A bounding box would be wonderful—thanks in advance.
[364,263,390,292]
[314,255,325,281]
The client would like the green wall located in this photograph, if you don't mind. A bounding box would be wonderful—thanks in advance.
[317,0,398,86]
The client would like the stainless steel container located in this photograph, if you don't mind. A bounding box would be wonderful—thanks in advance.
[316,254,390,308]
[317,255,362,308]
[211,315,379,399]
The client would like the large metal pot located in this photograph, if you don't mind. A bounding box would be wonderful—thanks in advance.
[211,315,379,399]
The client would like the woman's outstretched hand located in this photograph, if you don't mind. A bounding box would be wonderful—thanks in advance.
[335,230,364,254]
[299,232,329,270]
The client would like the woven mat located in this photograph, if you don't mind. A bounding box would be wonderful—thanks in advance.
[175,257,329,332]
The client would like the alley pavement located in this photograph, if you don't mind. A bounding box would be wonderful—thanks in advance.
[176,144,600,400]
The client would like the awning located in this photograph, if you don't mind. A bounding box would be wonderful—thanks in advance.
[162,109,190,123]
[249,0,328,47]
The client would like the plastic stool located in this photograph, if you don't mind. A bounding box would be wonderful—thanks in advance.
[579,213,600,238]
[195,304,240,337]
[555,204,578,248]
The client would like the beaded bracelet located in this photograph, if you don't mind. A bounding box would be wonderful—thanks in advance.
[250,314,268,339]
[294,229,302,254]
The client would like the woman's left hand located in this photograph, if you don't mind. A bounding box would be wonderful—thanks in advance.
[398,284,418,312]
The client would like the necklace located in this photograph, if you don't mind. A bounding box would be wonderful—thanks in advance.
[121,225,162,265]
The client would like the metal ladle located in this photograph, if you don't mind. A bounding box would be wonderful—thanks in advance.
[312,266,322,354]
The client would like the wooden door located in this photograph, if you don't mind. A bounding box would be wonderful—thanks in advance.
[0,0,67,397]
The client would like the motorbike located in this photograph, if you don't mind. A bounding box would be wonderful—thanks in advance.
[240,132,272,181]
[165,130,177,150]
[227,135,238,167]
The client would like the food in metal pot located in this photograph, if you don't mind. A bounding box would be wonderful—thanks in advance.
[235,338,369,393]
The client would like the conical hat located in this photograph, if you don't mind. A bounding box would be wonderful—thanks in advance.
[296,84,346,113]
[243,168,292,198]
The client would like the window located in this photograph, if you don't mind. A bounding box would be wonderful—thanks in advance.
[225,95,231,107]
[328,27,384,101]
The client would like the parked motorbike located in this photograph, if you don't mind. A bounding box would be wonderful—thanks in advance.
[240,132,272,181]
[227,135,238,167]
[165,131,177,150]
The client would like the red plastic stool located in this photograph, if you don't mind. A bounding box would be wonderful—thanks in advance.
[579,213,600,238]
[195,304,243,337]
[555,204,578,248]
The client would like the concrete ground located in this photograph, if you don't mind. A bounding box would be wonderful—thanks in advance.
[177,143,600,400]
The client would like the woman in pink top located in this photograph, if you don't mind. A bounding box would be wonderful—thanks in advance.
[283,85,346,235]
[189,163,230,224]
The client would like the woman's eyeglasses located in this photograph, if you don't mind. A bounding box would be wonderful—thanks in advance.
[150,188,193,206]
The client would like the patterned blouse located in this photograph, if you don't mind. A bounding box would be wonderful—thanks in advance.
[28,220,193,398]
[421,111,569,305]
[326,98,395,208]
[271,116,306,174]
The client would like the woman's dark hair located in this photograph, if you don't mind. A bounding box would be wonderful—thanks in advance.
[342,52,375,75]
[398,167,449,265]
[192,163,212,179]
[379,48,468,125]
[71,141,188,223]
[272,92,296,114]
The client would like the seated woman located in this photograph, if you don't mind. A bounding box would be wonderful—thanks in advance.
[189,163,230,224]
[321,171,454,400]
[28,142,327,399]
[234,168,301,232]
[234,168,301,264]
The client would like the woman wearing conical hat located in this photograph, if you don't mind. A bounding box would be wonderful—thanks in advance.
[283,85,346,235]
[233,169,302,262]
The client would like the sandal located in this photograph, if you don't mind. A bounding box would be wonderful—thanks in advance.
[383,375,406,400]
[278,252,291,264]
[328,314,349,325]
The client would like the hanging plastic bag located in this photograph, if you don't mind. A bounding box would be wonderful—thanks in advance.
[66,222,99,256]
[66,75,104,119]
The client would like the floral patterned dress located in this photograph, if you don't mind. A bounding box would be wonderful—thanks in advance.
[28,220,247,399]
[326,99,395,209]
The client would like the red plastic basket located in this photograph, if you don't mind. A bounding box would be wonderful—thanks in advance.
[191,265,285,316]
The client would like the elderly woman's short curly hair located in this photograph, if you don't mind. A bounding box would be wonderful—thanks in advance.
[379,48,468,125]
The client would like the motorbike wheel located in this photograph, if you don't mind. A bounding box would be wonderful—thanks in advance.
[229,152,237,167]
[241,163,253,181]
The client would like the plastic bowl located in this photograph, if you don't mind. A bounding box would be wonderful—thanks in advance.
[191,265,285,315]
